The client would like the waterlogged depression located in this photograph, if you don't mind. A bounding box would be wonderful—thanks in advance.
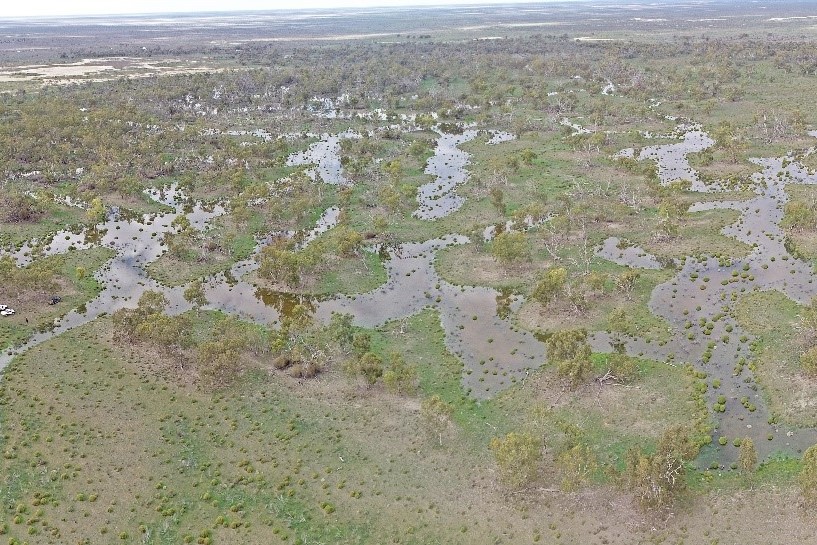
[413,128,514,220]
[6,115,817,461]
[596,123,817,461]
[1,122,531,400]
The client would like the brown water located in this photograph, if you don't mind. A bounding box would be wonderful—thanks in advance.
[1,184,224,365]
[314,235,545,397]
[412,129,480,220]
[285,130,361,186]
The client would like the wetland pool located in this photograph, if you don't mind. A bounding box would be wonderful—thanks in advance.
[5,118,817,463]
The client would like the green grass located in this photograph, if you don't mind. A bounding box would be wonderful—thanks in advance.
[315,249,387,295]
[0,204,87,248]
[735,291,817,427]
[373,310,510,438]
[0,246,113,351]
[0,319,477,544]
[6,18,817,544]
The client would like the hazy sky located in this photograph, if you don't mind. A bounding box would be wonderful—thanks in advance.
[3,0,552,18]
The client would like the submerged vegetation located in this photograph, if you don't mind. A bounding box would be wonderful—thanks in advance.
[3,1,817,543]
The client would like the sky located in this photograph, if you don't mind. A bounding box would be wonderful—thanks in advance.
[2,0,553,18]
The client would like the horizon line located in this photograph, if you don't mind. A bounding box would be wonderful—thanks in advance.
[0,0,608,20]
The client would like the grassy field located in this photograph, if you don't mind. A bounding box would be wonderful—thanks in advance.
[1,306,810,545]
[735,291,817,427]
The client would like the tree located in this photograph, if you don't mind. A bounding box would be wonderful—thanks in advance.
[608,307,628,335]
[801,298,817,337]
[382,159,402,181]
[408,138,431,157]
[490,431,541,489]
[327,226,363,257]
[608,306,629,354]
[784,200,816,232]
[112,290,169,338]
[566,283,589,315]
[136,313,193,367]
[586,271,607,292]
[738,437,757,474]
[382,353,418,395]
[616,270,640,299]
[352,332,372,356]
[712,121,746,164]
[802,347,817,376]
[358,352,384,386]
[184,278,208,309]
[137,290,169,316]
[556,443,598,491]
[258,240,317,289]
[607,353,639,383]
[87,197,106,223]
[421,395,453,446]
[531,267,567,307]
[490,187,505,214]
[198,316,249,387]
[800,444,817,506]
[623,426,698,510]
[285,303,314,333]
[546,329,593,387]
[0,184,44,223]
[519,148,537,165]
[327,312,355,352]
[491,231,531,266]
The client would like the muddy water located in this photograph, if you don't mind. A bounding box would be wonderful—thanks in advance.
[314,236,545,398]
[0,185,224,368]
[638,126,716,191]
[486,130,516,146]
[2,217,546,400]
[2,123,532,398]
[593,129,817,462]
[3,117,535,390]
[483,214,551,243]
[6,112,817,465]
[201,206,341,324]
[596,236,664,270]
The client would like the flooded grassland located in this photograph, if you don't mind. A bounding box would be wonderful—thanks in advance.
[5,109,817,466]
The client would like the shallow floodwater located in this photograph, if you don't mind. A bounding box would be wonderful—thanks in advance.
[0,185,224,368]
[10,116,817,462]
[286,130,361,186]
[593,127,817,462]
[1,123,533,399]
[596,236,664,269]
[413,128,516,220]
[413,129,479,220]
[314,236,545,397]
[638,126,716,191]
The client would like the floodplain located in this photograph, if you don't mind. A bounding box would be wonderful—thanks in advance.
[3,1,817,544]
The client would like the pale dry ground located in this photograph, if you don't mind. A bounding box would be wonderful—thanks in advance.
[518,485,816,545]
[0,57,218,86]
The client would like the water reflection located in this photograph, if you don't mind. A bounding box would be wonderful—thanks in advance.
[314,235,545,397]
